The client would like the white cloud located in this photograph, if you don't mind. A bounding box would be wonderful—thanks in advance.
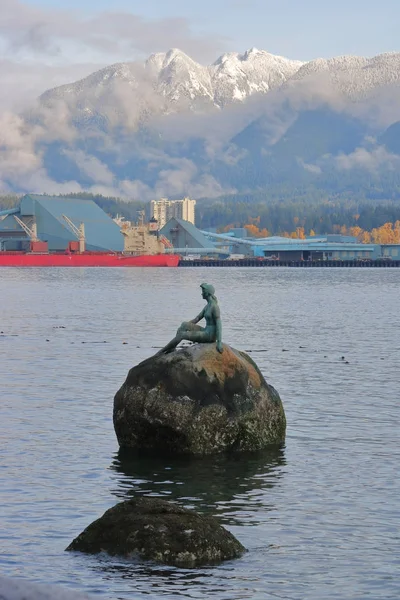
[0,0,226,63]
[334,146,400,172]
[0,60,106,111]
[62,150,114,186]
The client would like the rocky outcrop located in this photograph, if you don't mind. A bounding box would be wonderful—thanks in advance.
[113,343,286,455]
[66,497,245,567]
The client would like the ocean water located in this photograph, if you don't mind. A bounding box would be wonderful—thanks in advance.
[0,267,399,600]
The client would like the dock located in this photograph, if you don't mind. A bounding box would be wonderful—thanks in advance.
[178,259,400,268]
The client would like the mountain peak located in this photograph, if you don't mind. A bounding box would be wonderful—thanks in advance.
[243,47,261,58]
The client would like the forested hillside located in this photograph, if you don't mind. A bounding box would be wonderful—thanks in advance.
[2,192,400,239]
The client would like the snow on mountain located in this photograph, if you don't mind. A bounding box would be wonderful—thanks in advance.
[211,48,304,106]
[38,48,305,126]
[287,52,400,99]
[36,49,400,134]
[146,49,214,109]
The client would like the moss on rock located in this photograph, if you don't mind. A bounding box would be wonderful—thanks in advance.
[113,343,286,455]
[66,497,245,567]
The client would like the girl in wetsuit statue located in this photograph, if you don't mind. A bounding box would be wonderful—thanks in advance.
[158,283,223,354]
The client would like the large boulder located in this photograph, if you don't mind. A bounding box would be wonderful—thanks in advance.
[113,343,286,455]
[66,497,245,567]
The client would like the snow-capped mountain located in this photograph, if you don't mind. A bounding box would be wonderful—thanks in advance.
[38,48,305,125]
[8,47,400,200]
[146,49,214,108]
[211,48,303,106]
[286,52,400,99]
[38,47,400,133]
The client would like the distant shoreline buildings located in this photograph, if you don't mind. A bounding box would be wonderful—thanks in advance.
[150,197,196,229]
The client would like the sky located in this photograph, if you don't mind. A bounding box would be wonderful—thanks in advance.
[0,0,399,108]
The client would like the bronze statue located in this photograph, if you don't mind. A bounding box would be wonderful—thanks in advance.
[157,283,223,354]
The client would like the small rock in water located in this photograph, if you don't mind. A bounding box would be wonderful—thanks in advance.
[66,497,245,567]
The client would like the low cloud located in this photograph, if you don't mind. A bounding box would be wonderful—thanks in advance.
[0,60,105,112]
[334,146,400,172]
[0,0,227,63]
[297,159,322,174]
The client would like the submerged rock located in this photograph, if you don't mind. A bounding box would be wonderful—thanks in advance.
[66,497,245,567]
[113,343,286,455]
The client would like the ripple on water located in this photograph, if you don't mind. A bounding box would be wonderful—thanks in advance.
[0,267,399,599]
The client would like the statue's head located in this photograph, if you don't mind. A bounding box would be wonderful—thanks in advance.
[200,283,215,300]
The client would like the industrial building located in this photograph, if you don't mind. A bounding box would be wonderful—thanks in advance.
[0,194,124,252]
[380,244,400,259]
[160,217,225,256]
[161,220,398,261]
[150,197,196,229]
[202,232,380,260]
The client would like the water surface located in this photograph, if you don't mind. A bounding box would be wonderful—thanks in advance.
[1,268,399,599]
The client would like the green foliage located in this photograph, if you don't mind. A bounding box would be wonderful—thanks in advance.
[3,188,400,236]
[196,185,400,234]
[0,195,21,211]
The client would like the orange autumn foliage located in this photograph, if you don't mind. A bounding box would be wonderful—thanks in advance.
[244,224,269,238]
[239,221,400,243]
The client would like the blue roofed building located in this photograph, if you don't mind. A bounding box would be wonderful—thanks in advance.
[160,217,229,256]
[0,194,123,251]
[201,231,382,261]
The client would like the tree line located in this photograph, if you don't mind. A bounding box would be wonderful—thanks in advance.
[2,192,400,240]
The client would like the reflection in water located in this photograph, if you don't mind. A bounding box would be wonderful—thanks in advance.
[90,555,215,589]
[109,447,286,526]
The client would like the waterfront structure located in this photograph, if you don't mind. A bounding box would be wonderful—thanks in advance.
[150,198,196,229]
[0,194,123,252]
[202,232,381,261]
[160,221,392,260]
[380,244,400,259]
[160,218,216,254]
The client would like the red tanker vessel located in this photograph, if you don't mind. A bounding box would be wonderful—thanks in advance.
[0,200,180,267]
[0,251,180,267]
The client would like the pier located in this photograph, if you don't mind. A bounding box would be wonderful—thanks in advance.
[178,259,400,268]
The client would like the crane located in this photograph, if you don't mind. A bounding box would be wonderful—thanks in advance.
[13,215,38,242]
[62,214,85,253]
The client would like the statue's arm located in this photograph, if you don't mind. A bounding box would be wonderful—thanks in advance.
[213,305,223,353]
[191,307,205,324]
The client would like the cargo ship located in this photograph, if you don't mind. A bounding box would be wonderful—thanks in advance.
[0,197,180,267]
[0,250,180,267]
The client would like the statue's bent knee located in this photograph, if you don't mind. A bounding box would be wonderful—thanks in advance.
[177,321,191,334]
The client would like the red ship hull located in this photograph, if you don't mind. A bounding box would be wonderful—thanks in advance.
[0,252,180,267]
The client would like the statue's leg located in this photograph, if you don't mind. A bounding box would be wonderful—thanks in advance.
[157,323,205,355]
[176,322,203,335]
[156,335,182,355]
[182,330,214,344]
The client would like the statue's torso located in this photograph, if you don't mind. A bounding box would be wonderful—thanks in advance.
[204,302,216,330]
